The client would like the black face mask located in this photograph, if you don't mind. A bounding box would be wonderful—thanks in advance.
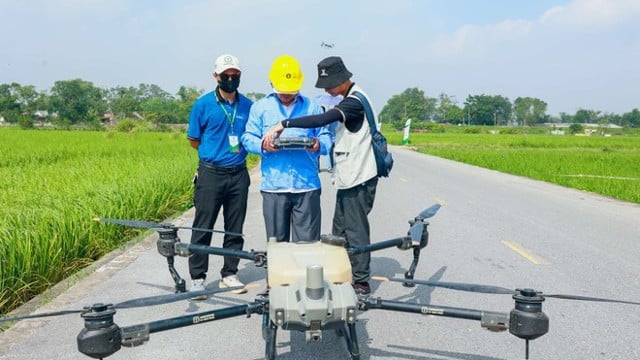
[218,78,240,93]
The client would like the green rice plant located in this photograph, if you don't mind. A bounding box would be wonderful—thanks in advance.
[0,128,257,315]
[385,132,640,204]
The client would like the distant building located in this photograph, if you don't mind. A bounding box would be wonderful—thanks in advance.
[34,110,49,120]
[544,122,622,129]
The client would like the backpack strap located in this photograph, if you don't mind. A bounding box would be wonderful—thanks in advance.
[352,91,378,135]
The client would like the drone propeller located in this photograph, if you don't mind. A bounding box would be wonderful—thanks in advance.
[417,203,441,220]
[373,276,640,305]
[0,286,243,323]
[409,203,441,243]
[373,276,515,294]
[93,217,244,237]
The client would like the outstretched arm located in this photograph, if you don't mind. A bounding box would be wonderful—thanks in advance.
[265,109,343,144]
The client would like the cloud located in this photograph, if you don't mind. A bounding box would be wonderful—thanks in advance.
[541,0,640,28]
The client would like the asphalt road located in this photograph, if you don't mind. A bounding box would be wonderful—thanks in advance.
[1,146,639,360]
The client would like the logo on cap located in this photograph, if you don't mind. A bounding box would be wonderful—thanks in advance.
[320,69,328,77]
[223,56,234,64]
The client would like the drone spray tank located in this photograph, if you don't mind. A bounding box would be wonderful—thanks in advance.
[267,238,358,342]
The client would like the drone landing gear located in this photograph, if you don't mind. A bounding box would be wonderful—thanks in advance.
[403,247,421,287]
[165,256,186,292]
[263,320,277,360]
[341,322,361,360]
[156,229,186,292]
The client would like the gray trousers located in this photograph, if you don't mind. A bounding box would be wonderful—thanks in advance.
[332,177,378,283]
[261,189,322,243]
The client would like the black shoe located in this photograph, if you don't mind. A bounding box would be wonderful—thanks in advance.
[353,282,371,295]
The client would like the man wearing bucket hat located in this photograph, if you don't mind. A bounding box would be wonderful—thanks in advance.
[265,56,379,295]
[187,54,253,299]
[242,54,332,243]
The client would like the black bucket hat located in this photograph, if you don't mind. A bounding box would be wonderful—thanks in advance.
[315,56,353,89]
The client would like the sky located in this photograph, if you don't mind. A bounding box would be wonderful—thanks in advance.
[1,0,639,116]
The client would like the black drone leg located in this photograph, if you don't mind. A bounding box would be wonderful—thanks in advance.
[525,339,529,360]
[166,256,186,293]
[403,248,421,287]
[342,322,360,360]
[264,321,277,360]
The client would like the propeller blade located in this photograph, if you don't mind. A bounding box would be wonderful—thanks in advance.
[0,309,86,323]
[114,286,244,309]
[95,218,160,229]
[543,293,640,305]
[373,276,516,295]
[94,218,244,237]
[417,204,441,219]
[409,222,424,243]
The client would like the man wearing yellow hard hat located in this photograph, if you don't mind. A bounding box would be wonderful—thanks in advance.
[264,56,379,295]
[242,55,333,243]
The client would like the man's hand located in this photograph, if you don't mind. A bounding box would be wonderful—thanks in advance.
[261,137,279,152]
[306,138,320,152]
[265,123,285,145]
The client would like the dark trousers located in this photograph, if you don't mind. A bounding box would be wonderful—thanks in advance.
[332,177,378,283]
[261,189,321,243]
[189,162,250,280]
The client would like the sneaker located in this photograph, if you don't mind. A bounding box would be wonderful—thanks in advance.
[190,279,207,300]
[220,275,247,294]
[353,282,371,295]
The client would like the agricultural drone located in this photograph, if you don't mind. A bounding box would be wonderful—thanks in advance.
[2,204,639,360]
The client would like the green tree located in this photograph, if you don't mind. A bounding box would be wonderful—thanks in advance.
[175,86,203,123]
[50,79,105,123]
[106,86,141,119]
[246,92,266,102]
[464,94,512,126]
[559,112,573,124]
[137,83,171,101]
[513,97,548,126]
[573,109,599,124]
[141,97,184,123]
[569,123,584,134]
[379,87,436,129]
[0,83,21,122]
[434,93,463,124]
[621,109,640,128]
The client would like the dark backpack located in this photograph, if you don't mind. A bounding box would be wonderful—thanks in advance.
[352,91,394,177]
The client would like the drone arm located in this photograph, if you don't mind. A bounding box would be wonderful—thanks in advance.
[361,298,509,332]
[174,243,266,266]
[118,302,264,347]
[348,236,412,255]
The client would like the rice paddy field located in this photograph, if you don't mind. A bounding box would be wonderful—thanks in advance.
[0,128,204,316]
[386,131,640,204]
[1,127,638,318]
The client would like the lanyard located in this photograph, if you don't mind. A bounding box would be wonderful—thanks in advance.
[217,99,238,131]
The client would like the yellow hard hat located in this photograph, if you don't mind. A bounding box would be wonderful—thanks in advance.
[269,55,304,94]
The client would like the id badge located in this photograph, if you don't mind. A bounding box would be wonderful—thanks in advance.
[229,135,240,153]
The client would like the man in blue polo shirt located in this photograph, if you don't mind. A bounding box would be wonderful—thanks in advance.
[242,54,332,243]
[187,54,252,299]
